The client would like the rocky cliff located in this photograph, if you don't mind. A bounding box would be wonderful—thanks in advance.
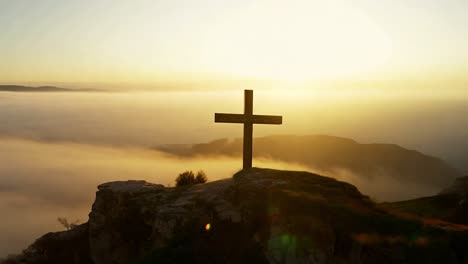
[4,168,468,264]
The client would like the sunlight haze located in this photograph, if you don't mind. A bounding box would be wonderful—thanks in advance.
[1,0,468,91]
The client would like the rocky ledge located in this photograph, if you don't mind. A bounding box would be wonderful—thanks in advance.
[3,168,468,264]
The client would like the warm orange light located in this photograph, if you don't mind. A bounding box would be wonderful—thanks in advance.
[205,223,211,231]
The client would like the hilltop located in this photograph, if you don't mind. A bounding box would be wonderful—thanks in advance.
[4,168,468,264]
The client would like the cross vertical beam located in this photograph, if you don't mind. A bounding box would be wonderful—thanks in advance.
[243,90,253,170]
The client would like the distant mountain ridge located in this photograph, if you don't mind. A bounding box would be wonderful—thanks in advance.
[157,135,461,201]
[0,85,100,92]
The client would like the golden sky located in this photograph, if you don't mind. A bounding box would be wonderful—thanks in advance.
[1,0,468,90]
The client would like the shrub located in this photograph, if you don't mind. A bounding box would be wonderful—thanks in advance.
[176,171,196,186]
[195,170,208,184]
[57,217,80,230]
[176,170,208,187]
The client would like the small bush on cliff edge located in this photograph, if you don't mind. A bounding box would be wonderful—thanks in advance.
[57,217,80,231]
[176,170,208,187]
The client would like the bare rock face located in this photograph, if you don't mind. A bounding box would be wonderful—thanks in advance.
[87,170,365,264]
[5,169,468,264]
[88,181,165,264]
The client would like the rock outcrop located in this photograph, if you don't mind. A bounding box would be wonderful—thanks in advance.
[4,168,468,264]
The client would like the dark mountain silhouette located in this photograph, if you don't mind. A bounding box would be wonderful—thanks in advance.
[157,135,461,194]
[4,168,468,264]
[0,85,100,92]
[383,175,468,225]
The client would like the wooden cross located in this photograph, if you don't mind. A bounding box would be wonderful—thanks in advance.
[215,90,283,170]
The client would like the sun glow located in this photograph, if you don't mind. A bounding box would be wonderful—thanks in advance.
[2,0,468,87]
[201,1,392,82]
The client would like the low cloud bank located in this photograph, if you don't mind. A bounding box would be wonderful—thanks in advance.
[0,138,308,257]
[0,137,452,257]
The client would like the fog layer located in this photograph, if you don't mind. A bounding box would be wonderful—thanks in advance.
[0,137,309,257]
[0,137,446,257]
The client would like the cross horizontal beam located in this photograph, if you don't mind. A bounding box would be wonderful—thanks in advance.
[215,113,282,125]
[215,113,245,123]
[252,114,282,124]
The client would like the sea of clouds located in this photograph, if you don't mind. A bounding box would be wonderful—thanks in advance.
[0,91,467,256]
